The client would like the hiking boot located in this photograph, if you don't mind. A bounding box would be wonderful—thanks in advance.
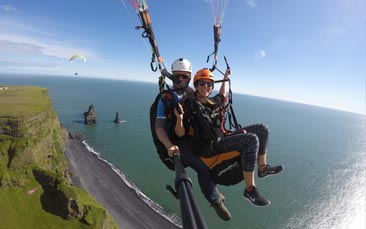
[211,195,231,221]
[243,186,271,207]
[258,164,284,179]
[217,188,225,201]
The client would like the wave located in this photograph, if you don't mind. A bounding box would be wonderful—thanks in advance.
[81,140,183,228]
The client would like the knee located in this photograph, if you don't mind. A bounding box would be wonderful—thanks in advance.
[254,124,269,143]
[196,166,211,178]
[248,132,259,141]
[190,160,210,174]
[246,133,259,149]
[257,123,269,135]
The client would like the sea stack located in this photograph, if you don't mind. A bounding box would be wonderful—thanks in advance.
[84,104,97,124]
[114,112,121,124]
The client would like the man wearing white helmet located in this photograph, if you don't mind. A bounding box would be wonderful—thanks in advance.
[155,58,231,221]
[155,58,192,158]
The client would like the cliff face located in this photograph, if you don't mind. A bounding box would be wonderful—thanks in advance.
[0,86,117,228]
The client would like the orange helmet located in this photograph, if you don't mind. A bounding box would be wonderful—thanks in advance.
[193,68,215,87]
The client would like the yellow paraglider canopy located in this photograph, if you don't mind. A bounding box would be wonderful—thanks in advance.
[69,54,87,63]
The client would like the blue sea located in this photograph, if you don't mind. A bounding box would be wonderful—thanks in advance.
[1,74,365,229]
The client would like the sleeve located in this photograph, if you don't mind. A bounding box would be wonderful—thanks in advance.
[156,99,166,119]
[212,94,225,106]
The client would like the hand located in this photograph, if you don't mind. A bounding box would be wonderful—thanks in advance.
[174,103,184,120]
[168,145,180,157]
[224,69,231,79]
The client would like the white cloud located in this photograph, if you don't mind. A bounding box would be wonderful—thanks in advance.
[0,58,57,68]
[0,17,45,35]
[0,40,42,55]
[0,17,99,64]
[0,4,19,13]
[245,0,257,8]
[255,50,266,60]
[0,33,92,60]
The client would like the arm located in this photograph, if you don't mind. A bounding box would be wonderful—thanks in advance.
[219,68,231,97]
[155,99,180,157]
[156,119,173,149]
[174,103,185,137]
[156,119,180,157]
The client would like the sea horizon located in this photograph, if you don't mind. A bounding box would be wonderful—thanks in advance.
[1,73,364,116]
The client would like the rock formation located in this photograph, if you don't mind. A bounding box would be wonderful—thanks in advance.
[68,132,83,140]
[114,112,121,124]
[83,104,96,124]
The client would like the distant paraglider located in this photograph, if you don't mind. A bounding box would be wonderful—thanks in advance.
[69,54,86,76]
[69,54,87,63]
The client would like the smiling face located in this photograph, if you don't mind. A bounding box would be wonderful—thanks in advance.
[196,80,213,99]
[172,70,191,88]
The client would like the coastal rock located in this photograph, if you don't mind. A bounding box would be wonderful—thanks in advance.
[114,112,121,124]
[83,104,96,124]
[68,132,83,140]
[66,198,85,220]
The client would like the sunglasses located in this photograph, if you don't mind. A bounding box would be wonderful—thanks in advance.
[198,81,213,87]
[173,74,190,80]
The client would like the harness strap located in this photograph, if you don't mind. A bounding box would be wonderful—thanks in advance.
[186,90,218,152]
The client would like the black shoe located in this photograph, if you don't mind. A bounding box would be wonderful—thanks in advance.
[258,164,284,179]
[211,194,231,221]
[243,186,271,207]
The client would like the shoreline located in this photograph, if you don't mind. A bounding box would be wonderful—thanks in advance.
[64,138,180,229]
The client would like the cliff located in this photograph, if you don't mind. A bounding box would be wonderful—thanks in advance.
[0,86,117,228]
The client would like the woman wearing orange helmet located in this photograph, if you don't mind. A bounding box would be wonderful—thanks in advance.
[176,68,283,207]
[194,69,283,181]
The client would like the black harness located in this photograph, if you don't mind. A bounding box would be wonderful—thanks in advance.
[149,85,191,171]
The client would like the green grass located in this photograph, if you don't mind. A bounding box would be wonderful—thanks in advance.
[0,86,118,228]
[0,187,92,229]
[0,86,50,117]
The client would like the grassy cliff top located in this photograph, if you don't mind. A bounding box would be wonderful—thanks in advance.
[0,85,118,228]
[0,86,50,117]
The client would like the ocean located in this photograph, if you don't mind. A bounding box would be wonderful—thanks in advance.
[1,74,365,229]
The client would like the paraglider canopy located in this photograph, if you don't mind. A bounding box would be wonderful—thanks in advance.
[69,54,87,63]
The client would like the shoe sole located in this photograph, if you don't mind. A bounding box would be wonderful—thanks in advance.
[212,206,231,221]
[213,210,231,221]
[258,165,285,179]
[242,195,271,207]
[211,197,231,221]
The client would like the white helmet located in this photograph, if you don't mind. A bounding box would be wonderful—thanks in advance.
[171,58,192,73]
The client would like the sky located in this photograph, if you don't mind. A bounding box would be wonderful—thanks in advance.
[0,0,365,114]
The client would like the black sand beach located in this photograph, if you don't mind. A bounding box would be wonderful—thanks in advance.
[64,139,180,229]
